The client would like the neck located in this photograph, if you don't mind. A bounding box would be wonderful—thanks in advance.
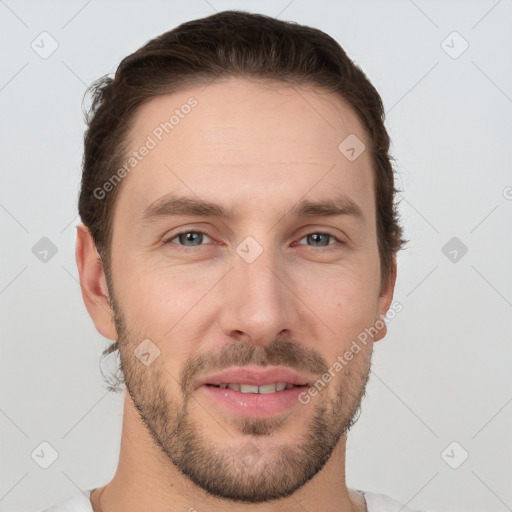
[91,393,365,512]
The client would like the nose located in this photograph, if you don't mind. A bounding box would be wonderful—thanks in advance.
[218,244,297,347]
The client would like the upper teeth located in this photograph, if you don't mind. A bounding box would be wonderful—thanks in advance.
[219,382,292,393]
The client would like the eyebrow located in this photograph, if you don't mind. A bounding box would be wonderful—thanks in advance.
[140,193,364,224]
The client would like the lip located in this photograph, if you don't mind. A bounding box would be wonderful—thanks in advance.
[195,366,312,389]
[199,383,309,418]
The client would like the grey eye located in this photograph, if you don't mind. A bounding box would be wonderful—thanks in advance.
[169,231,212,246]
[298,233,334,247]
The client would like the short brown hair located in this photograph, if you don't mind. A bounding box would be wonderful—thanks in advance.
[80,10,404,295]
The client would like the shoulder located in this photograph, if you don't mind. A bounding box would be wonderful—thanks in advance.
[40,490,94,512]
[360,489,430,512]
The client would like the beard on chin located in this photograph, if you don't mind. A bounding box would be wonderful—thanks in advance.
[114,306,372,503]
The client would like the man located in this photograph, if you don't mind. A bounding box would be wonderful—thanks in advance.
[45,10,425,512]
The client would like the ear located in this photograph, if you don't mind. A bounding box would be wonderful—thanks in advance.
[373,255,397,342]
[75,224,118,340]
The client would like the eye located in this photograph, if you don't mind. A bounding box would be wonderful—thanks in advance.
[164,231,213,247]
[297,232,340,247]
[163,230,342,249]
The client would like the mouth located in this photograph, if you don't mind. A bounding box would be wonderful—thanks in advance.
[196,367,312,417]
[196,366,312,390]
[207,382,304,393]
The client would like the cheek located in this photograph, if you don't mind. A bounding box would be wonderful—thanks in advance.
[113,256,224,341]
[298,257,380,308]
[293,265,380,353]
[113,268,207,388]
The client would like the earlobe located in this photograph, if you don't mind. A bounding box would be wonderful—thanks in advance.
[75,224,118,340]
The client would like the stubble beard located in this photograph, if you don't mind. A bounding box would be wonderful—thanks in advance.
[114,308,372,503]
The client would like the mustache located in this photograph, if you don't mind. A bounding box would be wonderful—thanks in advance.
[180,338,329,393]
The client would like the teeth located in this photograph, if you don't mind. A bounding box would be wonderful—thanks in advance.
[240,384,259,394]
[221,382,291,394]
[259,383,278,394]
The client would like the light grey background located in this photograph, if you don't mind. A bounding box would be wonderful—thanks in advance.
[1,1,511,511]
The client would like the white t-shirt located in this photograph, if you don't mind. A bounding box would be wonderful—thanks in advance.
[43,488,428,511]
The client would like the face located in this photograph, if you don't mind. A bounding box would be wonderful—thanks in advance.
[105,79,394,502]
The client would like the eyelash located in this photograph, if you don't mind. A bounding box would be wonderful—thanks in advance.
[163,230,343,249]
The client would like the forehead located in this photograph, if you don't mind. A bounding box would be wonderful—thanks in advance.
[118,78,374,220]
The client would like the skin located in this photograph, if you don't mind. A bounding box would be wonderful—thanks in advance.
[76,78,396,512]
